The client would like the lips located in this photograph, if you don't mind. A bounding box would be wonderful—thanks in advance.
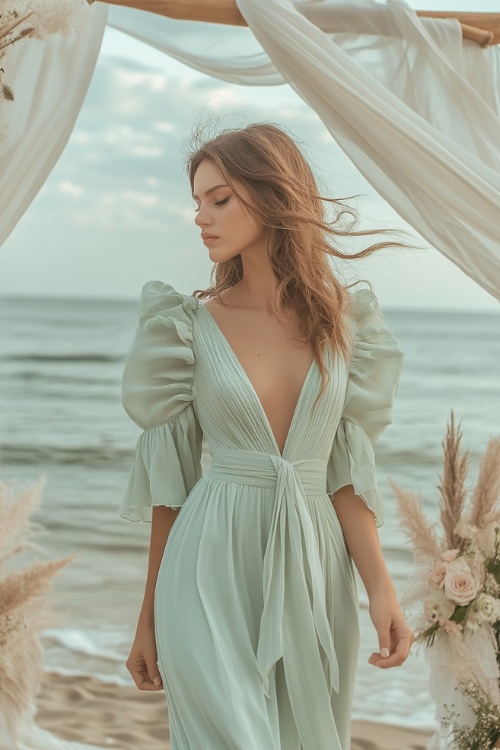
[202,234,219,241]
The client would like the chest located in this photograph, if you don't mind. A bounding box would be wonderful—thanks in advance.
[195,301,346,457]
[202,302,315,405]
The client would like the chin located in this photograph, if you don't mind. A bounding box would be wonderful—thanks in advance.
[210,249,240,264]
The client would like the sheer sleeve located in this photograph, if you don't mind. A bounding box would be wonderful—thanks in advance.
[119,280,202,522]
[326,288,404,527]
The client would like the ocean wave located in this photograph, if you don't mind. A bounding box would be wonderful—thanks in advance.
[376,448,444,466]
[13,371,117,387]
[351,707,437,732]
[4,354,124,363]
[43,665,132,687]
[0,444,133,467]
[42,628,128,664]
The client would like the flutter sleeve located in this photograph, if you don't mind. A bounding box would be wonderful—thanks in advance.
[326,287,404,527]
[119,280,203,522]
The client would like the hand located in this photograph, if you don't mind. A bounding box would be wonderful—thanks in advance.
[367,590,414,669]
[126,618,164,691]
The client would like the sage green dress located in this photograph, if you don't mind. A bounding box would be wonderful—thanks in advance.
[119,280,403,750]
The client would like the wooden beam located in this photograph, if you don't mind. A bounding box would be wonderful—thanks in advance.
[419,11,500,46]
[98,1,499,47]
[101,0,247,26]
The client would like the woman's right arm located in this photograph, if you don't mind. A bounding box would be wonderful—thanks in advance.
[126,505,180,691]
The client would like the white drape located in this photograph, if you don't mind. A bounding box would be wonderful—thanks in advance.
[108,0,500,301]
[0,0,499,301]
[0,4,108,248]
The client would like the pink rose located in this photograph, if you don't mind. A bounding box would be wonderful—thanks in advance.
[443,559,480,606]
[429,561,447,588]
[441,549,460,563]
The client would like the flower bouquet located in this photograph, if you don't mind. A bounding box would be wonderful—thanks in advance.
[390,411,500,750]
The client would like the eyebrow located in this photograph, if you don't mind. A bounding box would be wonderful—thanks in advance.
[192,184,229,200]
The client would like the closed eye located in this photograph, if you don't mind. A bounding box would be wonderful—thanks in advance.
[193,196,230,212]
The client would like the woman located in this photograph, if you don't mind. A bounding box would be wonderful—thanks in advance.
[119,122,414,750]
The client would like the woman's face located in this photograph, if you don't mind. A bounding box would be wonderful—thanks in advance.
[193,159,268,263]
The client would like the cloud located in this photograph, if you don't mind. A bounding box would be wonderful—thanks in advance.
[57,180,85,198]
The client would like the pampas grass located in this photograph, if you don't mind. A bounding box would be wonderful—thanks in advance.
[438,412,471,551]
[388,480,441,559]
[389,410,496,559]
[469,437,500,530]
[0,477,74,741]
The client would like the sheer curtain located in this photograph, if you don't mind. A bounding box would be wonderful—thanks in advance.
[0,0,499,301]
[0,3,108,248]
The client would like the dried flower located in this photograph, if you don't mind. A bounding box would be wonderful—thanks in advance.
[0,479,75,739]
[424,589,456,622]
[429,560,447,588]
[442,548,460,563]
[441,619,463,635]
[1,83,14,101]
[0,0,90,137]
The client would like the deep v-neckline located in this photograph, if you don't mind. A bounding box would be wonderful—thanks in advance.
[199,302,317,458]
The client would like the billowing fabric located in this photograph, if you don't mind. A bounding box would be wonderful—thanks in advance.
[108,0,500,301]
[120,280,403,750]
[0,3,108,247]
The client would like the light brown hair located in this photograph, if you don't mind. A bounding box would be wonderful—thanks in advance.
[186,122,410,408]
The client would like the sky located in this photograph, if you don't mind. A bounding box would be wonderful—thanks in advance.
[0,0,498,311]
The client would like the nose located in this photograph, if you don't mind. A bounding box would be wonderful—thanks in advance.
[194,204,211,227]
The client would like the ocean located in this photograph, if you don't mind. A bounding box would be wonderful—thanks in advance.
[0,294,499,731]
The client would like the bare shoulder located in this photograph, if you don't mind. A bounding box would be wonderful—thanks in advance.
[203,289,246,323]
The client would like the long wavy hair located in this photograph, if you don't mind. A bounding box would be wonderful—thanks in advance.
[185,122,410,408]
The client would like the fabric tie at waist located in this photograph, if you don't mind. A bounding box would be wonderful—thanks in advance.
[208,448,341,749]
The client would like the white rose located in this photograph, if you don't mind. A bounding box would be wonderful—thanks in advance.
[443,559,481,606]
[471,594,500,625]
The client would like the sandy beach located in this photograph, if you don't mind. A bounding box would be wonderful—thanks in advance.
[35,672,433,750]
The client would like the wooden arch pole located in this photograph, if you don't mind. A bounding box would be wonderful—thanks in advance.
[96,0,499,47]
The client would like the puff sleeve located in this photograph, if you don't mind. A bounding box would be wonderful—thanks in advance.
[119,281,203,522]
[326,288,404,527]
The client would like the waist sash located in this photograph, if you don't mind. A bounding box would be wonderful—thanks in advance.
[208,447,341,749]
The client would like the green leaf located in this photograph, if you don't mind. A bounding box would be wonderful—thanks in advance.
[418,622,440,644]
[486,557,500,584]
[450,605,469,623]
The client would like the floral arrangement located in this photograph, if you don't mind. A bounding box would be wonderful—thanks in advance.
[390,411,500,750]
[0,0,90,136]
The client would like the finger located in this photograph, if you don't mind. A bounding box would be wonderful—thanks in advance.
[146,659,164,690]
[128,666,153,690]
[135,666,163,691]
[126,657,162,691]
[368,634,413,669]
[394,632,413,662]
[126,656,146,689]
[376,620,391,662]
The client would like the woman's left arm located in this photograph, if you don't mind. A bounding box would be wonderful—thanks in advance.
[332,483,414,669]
